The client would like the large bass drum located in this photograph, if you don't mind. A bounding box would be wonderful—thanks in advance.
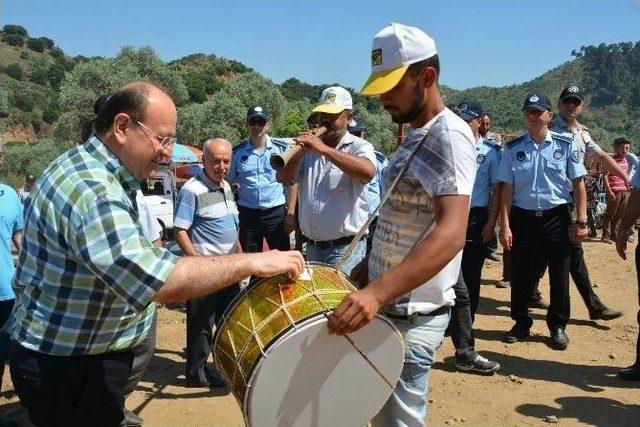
[213,262,404,427]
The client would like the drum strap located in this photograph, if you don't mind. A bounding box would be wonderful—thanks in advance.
[335,129,431,272]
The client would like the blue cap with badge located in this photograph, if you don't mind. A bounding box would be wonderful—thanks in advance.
[247,106,270,121]
[522,92,552,111]
[457,101,484,122]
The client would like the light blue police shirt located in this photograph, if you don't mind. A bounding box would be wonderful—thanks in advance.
[0,184,24,301]
[228,136,288,209]
[471,138,502,208]
[496,131,587,211]
[367,151,389,216]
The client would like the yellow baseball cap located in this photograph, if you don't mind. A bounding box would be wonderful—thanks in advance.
[312,86,353,114]
[361,23,438,96]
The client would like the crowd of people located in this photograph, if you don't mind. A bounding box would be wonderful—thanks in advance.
[0,21,639,427]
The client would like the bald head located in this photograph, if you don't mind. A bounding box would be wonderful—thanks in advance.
[203,138,232,185]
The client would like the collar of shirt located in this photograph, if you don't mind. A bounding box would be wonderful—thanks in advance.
[242,135,275,156]
[553,115,583,134]
[334,132,356,151]
[86,136,140,194]
[196,169,224,192]
[524,130,554,149]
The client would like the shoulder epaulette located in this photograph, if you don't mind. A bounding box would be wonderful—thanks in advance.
[506,134,526,149]
[270,138,290,150]
[550,131,573,144]
[232,140,249,153]
[374,150,388,163]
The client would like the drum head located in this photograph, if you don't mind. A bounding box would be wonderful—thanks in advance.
[245,314,403,427]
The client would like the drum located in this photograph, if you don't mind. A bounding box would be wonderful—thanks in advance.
[213,263,404,427]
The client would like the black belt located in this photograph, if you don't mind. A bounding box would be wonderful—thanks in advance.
[303,234,358,249]
[512,204,568,218]
[383,305,450,321]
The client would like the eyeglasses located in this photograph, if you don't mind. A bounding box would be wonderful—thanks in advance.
[135,120,176,148]
[561,98,582,106]
[247,118,267,126]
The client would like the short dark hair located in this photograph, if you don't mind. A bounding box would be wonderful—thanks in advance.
[407,55,440,79]
[613,137,631,146]
[93,86,149,136]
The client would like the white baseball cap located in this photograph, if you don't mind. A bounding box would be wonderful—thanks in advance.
[361,23,437,96]
[312,86,353,114]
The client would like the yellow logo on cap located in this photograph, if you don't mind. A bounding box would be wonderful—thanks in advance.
[325,93,337,103]
[372,49,382,67]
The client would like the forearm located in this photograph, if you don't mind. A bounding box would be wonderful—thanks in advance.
[572,178,587,221]
[276,150,302,184]
[12,231,22,251]
[618,189,640,234]
[599,151,628,181]
[155,254,256,302]
[487,183,502,226]
[320,147,375,182]
[499,183,513,228]
[287,184,298,213]
[175,229,198,257]
[235,238,243,253]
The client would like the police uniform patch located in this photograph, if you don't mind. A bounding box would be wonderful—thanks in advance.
[372,49,382,67]
[568,85,579,93]
[241,155,249,164]
[570,149,582,163]
[553,149,563,160]
[476,154,486,164]
[529,95,539,103]
[516,151,526,161]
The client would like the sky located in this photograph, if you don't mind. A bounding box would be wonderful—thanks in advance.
[2,0,640,91]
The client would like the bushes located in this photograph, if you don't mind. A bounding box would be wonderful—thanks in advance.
[2,33,24,47]
[0,139,71,188]
[26,37,46,53]
[5,63,24,80]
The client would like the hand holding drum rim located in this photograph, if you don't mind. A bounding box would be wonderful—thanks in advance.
[247,249,305,280]
[327,287,383,336]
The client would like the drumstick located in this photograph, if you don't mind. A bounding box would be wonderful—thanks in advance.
[304,266,395,390]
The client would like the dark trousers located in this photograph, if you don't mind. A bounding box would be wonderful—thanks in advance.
[510,205,571,330]
[186,284,239,381]
[533,241,607,314]
[366,217,379,256]
[449,271,475,360]
[10,343,133,427]
[239,204,290,252]
[123,310,157,397]
[0,298,14,386]
[461,207,488,319]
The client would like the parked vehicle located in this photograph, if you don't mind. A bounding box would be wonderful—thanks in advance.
[141,169,177,240]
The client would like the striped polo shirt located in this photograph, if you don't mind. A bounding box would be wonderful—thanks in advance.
[174,170,239,255]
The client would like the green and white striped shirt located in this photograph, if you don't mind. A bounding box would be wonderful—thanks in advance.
[12,136,178,356]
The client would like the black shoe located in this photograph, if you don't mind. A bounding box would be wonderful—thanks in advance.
[455,353,501,374]
[528,298,550,309]
[204,369,227,388]
[124,409,143,427]
[589,308,623,321]
[618,364,640,381]
[549,327,569,350]
[504,325,530,343]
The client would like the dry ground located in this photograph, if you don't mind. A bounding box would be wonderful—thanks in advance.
[2,239,639,426]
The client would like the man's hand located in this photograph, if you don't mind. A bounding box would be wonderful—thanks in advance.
[571,225,588,242]
[248,250,305,280]
[499,225,513,251]
[616,231,629,260]
[349,258,369,288]
[293,131,327,156]
[283,212,296,235]
[481,222,495,243]
[327,287,382,335]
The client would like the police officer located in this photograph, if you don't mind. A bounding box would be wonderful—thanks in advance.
[541,85,623,321]
[458,101,502,318]
[228,106,295,253]
[498,92,588,350]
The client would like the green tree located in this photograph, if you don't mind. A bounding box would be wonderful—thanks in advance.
[48,64,66,89]
[2,25,28,37]
[2,33,25,47]
[29,59,50,86]
[26,37,46,52]
[5,63,24,80]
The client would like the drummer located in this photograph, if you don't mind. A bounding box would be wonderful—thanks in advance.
[276,86,376,275]
[328,24,476,426]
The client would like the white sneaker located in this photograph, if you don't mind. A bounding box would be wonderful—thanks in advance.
[497,280,510,288]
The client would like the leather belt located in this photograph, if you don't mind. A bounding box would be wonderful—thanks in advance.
[303,234,358,249]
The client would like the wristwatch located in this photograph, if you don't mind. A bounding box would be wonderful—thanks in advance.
[575,220,588,229]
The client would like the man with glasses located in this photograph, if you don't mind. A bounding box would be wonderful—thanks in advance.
[498,92,588,350]
[228,106,296,254]
[276,86,376,275]
[8,82,304,427]
[545,85,623,321]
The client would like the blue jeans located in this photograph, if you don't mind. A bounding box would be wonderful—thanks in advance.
[372,309,450,427]
[306,239,366,276]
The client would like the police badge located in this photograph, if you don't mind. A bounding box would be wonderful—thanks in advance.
[516,151,526,161]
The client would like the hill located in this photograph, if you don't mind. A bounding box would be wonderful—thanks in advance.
[1,24,639,187]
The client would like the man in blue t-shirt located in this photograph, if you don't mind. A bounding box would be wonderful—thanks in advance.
[0,182,24,387]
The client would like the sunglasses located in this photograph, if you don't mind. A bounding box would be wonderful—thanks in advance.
[248,118,267,126]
